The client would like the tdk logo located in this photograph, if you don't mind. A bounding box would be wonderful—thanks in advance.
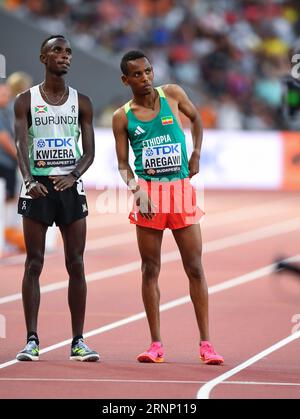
[149,144,180,156]
[37,138,73,148]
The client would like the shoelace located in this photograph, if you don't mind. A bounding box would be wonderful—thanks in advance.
[201,344,213,354]
[76,339,90,351]
[25,341,38,350]
[148,344,163,354]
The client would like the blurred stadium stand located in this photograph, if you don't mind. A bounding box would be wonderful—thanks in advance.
[2,0,300,129]
[0,5,129,117]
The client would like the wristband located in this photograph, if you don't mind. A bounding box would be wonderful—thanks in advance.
[26,180,38,191]
[25,178,34,187]
[70,170,81,180]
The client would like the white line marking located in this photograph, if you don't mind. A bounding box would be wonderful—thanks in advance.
[1,195,298,266]
[1,217,300,305]
[222,381,300,387]
[196,331,300,399]
[1,255,299,370]
[0,378,299,387]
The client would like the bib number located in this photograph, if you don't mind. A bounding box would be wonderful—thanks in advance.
[33,137,76,168]
[142,143,182,176]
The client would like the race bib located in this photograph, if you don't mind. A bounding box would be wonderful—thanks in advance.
[33,137,76,168]
[142,142,182,176]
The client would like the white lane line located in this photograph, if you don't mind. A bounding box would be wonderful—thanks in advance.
[1,195,298,266]
[1,255,299,370]
[220,381,300,387]
[0,378,299,387]
[196,331,300,399]
[86,207,300,251]
[1,217,300,305]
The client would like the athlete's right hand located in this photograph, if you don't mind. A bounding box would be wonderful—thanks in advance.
[134,189,156,220]
[26,181,48,199]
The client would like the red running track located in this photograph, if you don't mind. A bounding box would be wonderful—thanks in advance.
[0,190,300,399]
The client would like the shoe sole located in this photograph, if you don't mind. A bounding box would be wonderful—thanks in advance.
[200,356,224,365]
[137,354,164,363]
[16,354,39,362]
[70,355,100,362]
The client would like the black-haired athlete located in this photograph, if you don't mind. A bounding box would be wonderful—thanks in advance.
[14,35,99,362]
[113,50,224,365]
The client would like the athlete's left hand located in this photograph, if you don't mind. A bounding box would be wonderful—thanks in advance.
[49,175,76,191]
[188,151,200,178]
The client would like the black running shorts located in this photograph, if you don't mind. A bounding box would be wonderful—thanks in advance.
[18,176,88,226]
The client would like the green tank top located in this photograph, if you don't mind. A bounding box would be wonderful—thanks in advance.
[125,86,189,181]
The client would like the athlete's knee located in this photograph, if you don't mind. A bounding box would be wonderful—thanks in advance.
[66,255,84,278]
[185,259,204,281]
[25,255,44,278]
[141,258,160,281]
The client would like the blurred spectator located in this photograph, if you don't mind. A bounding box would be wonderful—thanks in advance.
[0,72,32,252]
[7,71,32,97]
[216,95,243,130]
[0,83,24,251]
[4,0,300,130]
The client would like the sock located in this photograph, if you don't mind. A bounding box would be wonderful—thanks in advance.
[27,331,39,345]
[72,335,83,347]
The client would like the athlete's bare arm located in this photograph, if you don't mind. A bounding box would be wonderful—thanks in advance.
[113,107,137,188]
[113,107,155,219]
[164,84,203,178]
[15,91,48,198]
[76,93,95,174]
[49,93,95,191]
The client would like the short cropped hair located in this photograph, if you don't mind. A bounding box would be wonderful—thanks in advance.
[40,35,66,53]
[120,50,150,75]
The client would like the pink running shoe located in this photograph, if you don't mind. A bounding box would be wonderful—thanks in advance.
[137,342,164,363]
[200,341,224,365]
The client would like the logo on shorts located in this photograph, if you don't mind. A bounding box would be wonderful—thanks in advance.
[82,204,88,213]
[21,201,27,211]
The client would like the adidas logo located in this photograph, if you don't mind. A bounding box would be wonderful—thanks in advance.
[134,126,146,136]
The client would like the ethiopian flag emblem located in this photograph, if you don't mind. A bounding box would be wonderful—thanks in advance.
[35,105,48,114]
[161,116,173,125]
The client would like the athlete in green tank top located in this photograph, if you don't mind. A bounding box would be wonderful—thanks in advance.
[113,50,224,365]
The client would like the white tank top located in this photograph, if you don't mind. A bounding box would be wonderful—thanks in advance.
[28,84,81,176]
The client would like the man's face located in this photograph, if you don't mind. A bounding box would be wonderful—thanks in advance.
[122,57,154,95]
[40,38,72,76]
